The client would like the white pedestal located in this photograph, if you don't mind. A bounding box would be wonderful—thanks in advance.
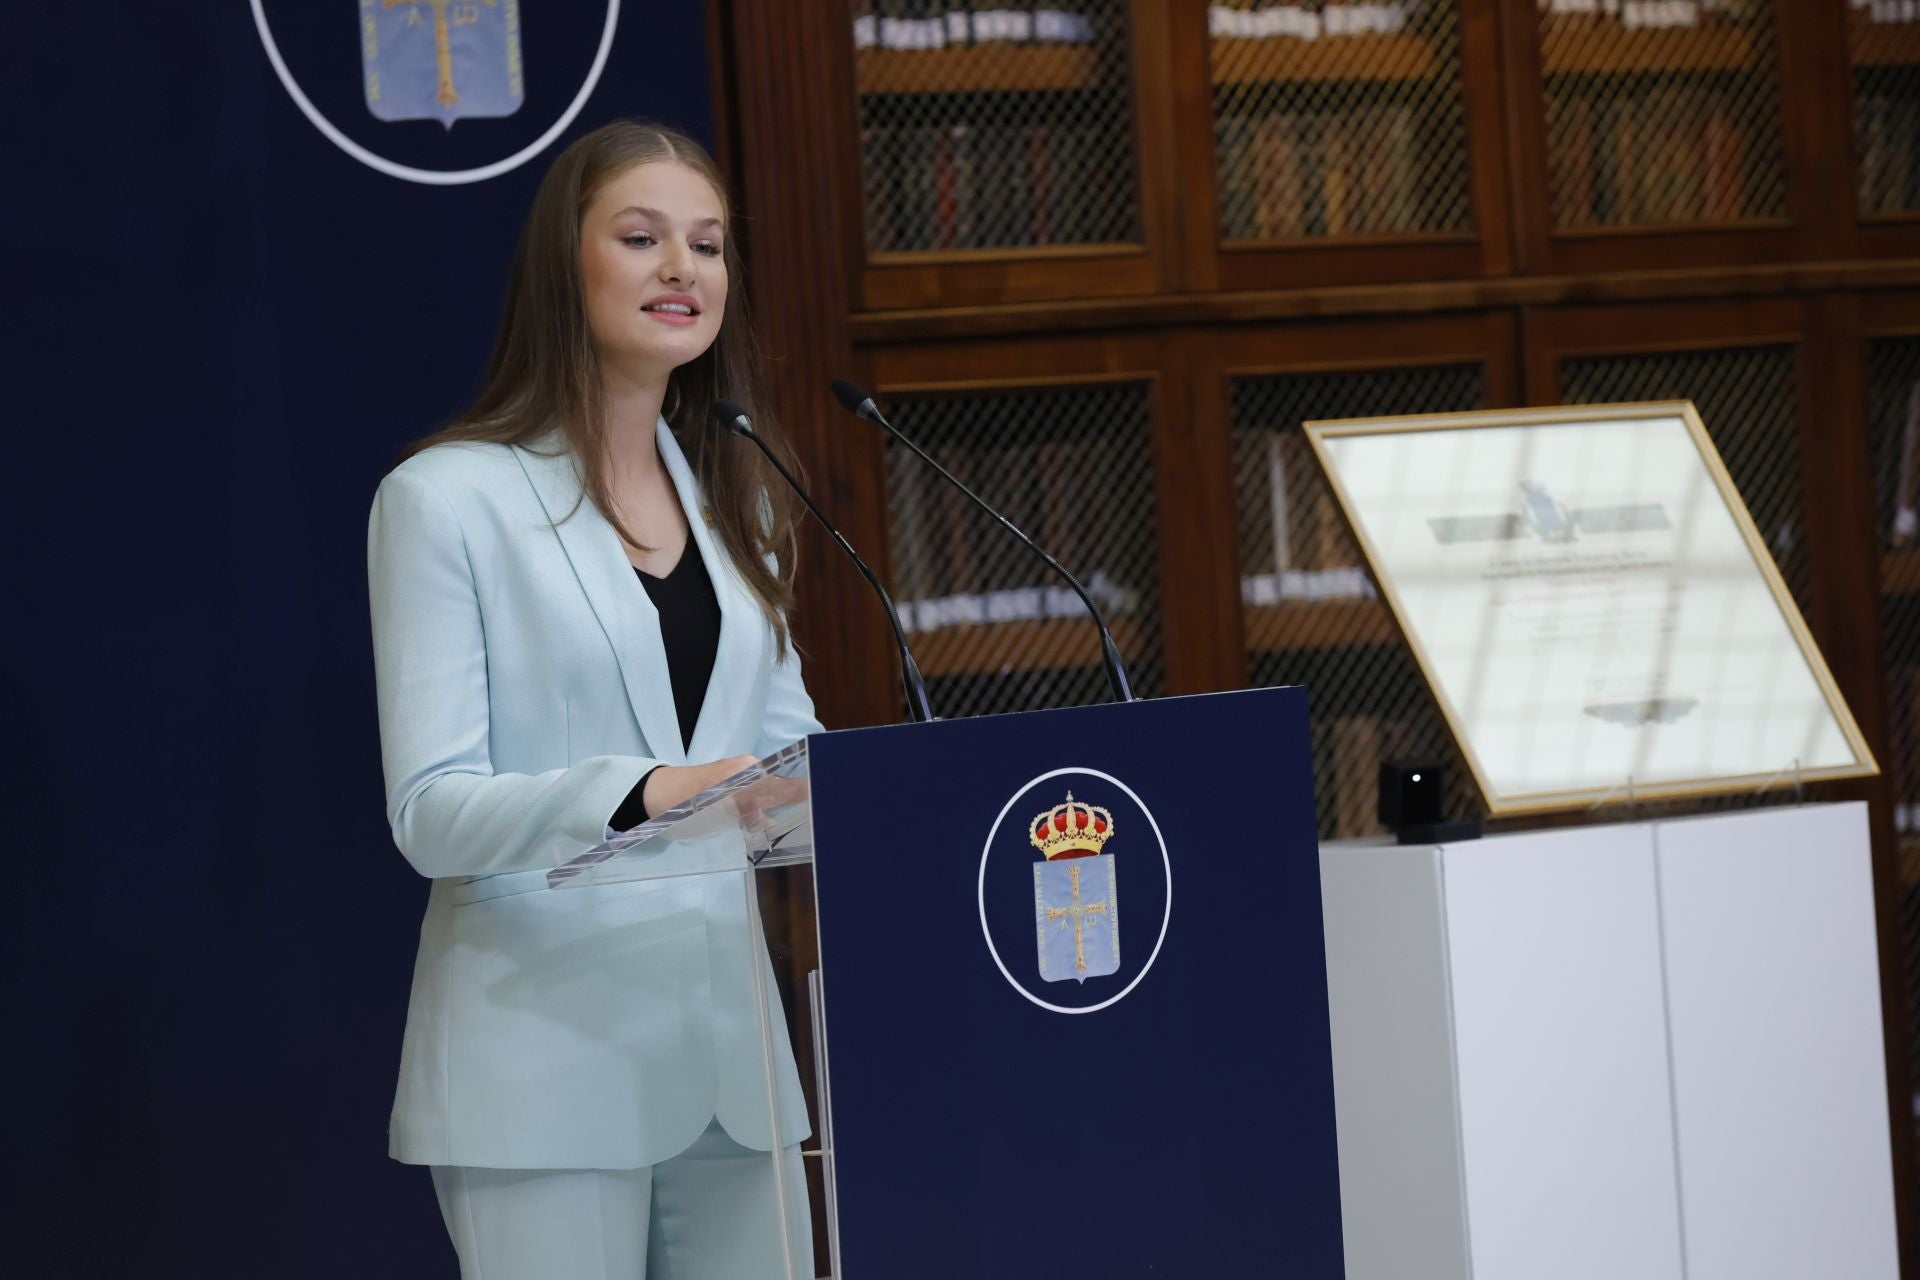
[1320,802,1898,1280]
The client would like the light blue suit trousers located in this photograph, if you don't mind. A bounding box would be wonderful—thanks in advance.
[432,1121,814,1280]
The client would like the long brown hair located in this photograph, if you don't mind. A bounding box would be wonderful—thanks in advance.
[401,120,803,654]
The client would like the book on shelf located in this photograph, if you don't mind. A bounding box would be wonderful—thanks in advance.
[1886,662,1920,838]
[854,3,1100,51]
[1217,102,1426,239]
[1026,124,1054,244]
[1208,3,1413,41]
[887,419,1149,641]
[1893,380,1920,548]
[1857,90,1920,216]
[1859,0,1920,26]
[865,116,1118,251]
[938,440,982,594]
[1238,428,1376,607]
[1702,94,1737,220]
[1551,81,1750,225]
[1539,0,1758,30]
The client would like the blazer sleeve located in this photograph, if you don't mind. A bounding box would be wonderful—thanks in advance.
[368,466,659,879]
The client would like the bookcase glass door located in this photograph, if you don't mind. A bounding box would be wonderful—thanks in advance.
[1558,345,1809,608]
[852,1,1143,255]
[1536,1,1787,229]
[1233,364,1486,840]
[1209,0,1473,241]
[1852,1,1920,217]
[881,381,1165,718]
[1866,335,1920,1143]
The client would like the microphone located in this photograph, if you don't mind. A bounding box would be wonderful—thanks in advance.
[829,378,1134,704]
[711,399,934,724]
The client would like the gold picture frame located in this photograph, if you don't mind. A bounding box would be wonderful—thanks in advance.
[1303,401,1877,816]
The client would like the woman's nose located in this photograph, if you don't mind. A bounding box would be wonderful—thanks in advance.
[658,244,695,285]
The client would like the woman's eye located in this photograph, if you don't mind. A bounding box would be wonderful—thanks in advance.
[621,233,655,248]
[694,241,722,257]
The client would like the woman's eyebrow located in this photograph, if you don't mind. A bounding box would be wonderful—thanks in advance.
[612,205,724,232]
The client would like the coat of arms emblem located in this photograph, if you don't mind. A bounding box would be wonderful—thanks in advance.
[359,0,525,128]
[1030,793,1119,984]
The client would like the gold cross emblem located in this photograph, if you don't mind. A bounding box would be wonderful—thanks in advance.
[383,0,496,108]
[1045,861,1111,975]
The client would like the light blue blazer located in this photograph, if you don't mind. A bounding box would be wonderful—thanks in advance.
[368,418,820,1170]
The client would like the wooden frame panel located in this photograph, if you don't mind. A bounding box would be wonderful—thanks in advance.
[1170,0,1514,293]
[835,0,1179,311]
[1495,0,1824,277]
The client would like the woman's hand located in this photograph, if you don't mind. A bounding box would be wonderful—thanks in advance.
[642,754,759,819]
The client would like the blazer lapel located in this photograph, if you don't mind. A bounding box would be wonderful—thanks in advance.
[511,435,688,766]
[657,419,760,764]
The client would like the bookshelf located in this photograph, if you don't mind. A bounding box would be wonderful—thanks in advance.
[914,617,1146,677]
[1854,7,1920,70]
[1539,22,1756,75]
[1244,599,1400,652]
[718,0,1920,1214]
[1202,0,1497,283]
[1210,34,1440,84]
[855,45,1103,94]
[1534,12,1784,236]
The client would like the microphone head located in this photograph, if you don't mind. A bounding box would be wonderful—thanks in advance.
[829,377,881,423]
[711,399,752,436]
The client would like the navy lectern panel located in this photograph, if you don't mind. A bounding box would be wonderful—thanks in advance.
[809,688,1343,1279]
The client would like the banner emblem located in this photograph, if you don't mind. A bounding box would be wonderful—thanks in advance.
[1029,793,1120,983]
[360,0,525,128]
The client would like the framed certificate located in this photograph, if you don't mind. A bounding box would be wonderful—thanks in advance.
[1303,402,1877,815]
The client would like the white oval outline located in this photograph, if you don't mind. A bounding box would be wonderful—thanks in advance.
[977,767,1173,1016]
[249,0,621,186]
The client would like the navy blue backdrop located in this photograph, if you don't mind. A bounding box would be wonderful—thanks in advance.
[3,3,713,1273]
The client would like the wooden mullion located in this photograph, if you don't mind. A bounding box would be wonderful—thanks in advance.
[1493,0,1553,274]
[1461,0,1516,278]
[1773,0,1843,260]
[1160,329,1245,693]
[1163,0,1223,293]
[723,0,885,729]
[1129,0,1187,296]
[1786,0,1861,259]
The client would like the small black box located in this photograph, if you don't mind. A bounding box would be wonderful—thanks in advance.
[1378,759,1445,829]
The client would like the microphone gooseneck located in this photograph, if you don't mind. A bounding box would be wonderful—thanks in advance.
[711,400,933,724]
[826,379,1135,704]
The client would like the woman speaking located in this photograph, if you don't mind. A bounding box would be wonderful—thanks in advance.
[368,120,818,1279]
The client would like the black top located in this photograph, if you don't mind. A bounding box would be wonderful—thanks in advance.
[607,536,723,831]
[636,536,723,750]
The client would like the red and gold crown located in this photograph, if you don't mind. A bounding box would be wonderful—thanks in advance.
[1030,792,1115,860]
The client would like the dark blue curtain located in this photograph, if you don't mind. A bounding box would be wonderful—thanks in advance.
[2,3,713,1273]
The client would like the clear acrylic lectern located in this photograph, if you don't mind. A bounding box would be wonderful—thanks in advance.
[548,739,834,1280]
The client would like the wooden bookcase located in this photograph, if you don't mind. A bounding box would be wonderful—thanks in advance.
[715,0,1920,1243]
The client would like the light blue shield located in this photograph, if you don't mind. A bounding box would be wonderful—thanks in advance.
[359,0,525,128]
[1033,855,1119,984]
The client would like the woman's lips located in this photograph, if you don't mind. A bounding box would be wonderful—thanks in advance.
[641,297,701,327]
